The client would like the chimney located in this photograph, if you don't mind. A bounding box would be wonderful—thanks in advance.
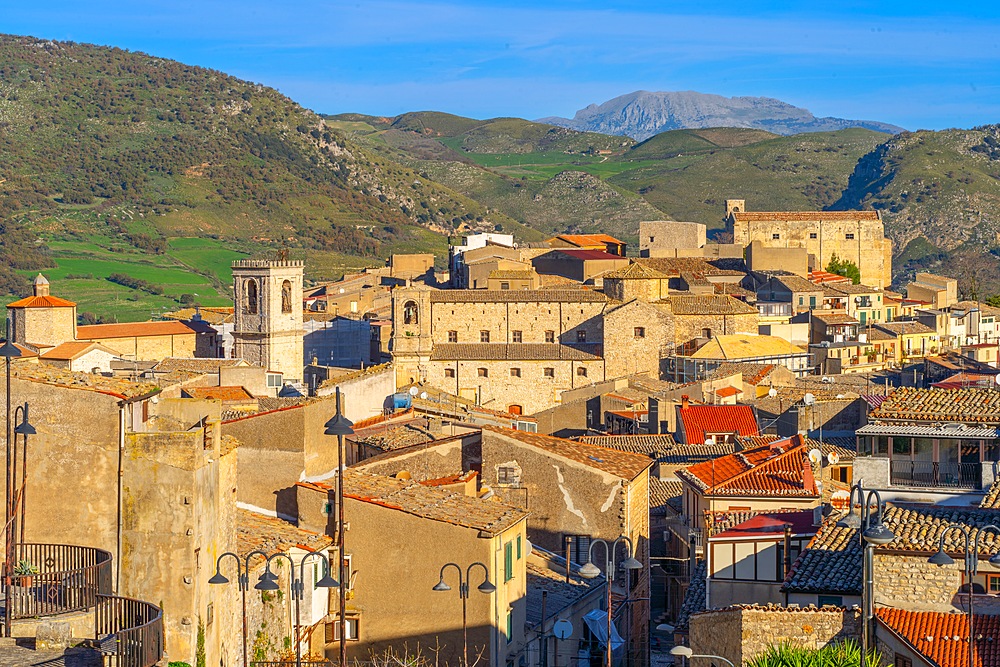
[33,274,50,297]
[802,456,816,493]
[681,394,690,410]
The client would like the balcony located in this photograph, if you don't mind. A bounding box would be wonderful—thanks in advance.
[889,460,981,489]
[95,593,164,667]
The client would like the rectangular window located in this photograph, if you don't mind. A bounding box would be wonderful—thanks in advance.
[576,366,587,377]
[505,542,514,582]
[846,233,855,240]
[506,611,513,644]
[566,535,591,565]
[576,330,587,343]
[818,595,843,607]
[448,330,457,343]
[445,368,455,378]
[206,602,214,625]
[809,232,818,239]
[543,367,555,378]
[500,282,510,290]
[512,330,522,343]
[772,233,780,240]
[498,466,520,485]
[480,330,490,343]
[478,367,488,377]
[510,368,521,377]
[517,535,522,559]
[894,656,912,667]
[545,330,555,343]
[327,617,360,642]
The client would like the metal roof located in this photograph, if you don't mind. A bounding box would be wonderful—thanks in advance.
[856,423,1000,438]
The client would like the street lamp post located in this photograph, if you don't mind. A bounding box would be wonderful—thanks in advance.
[255,551,338,667]
[1,320,22,638]
[670,645,734,667]
[11,404,35,549]
[208,549,270,667]
[323,387,354,667]
[432,561,497,667]
[836,482,896,666]
[578,536,643,667]
[927,523,1000,667]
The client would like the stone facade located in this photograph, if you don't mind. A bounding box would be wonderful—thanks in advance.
[10,304,77,348]
[232,259,305,381]
[639,221,706,257]
[728,205,892,289]
[671,309,760,348]
[689,605,861,667]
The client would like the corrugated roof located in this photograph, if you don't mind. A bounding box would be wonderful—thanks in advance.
[335,469,527,535]
[429,343,602,361]
[482,426,653,481]
[690,335,805,360]
[6,294,77,308]
[877,608,1000,667]
[78,321,198,340]
[429,289,606,303]
[678,404,759,445]
[856,423,1000,438]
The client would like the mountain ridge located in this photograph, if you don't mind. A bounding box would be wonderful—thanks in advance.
[538,90,905,140]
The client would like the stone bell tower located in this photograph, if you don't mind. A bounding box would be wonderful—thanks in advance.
[231,259,304,382]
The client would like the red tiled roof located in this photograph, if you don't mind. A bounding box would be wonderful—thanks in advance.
[39,341,112,361]
[678,404,759,445]
[6,294,76,308]
[714,386,741,398]
[183,386,254,402]
[677,435,819,497]
[877,608,1000,667]
[550,234,625,247]
[77,321,197,340]
[712,510,818,539]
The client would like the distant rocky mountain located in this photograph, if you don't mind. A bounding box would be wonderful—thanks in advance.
[538,91,905,140]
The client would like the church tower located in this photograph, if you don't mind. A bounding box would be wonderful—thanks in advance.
[231,259,304,382]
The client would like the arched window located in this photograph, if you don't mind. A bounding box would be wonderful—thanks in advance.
[403,300,419,325]
[281,280,292,313]
[246,279,259,315]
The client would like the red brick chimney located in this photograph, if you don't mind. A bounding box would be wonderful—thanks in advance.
[681,394,690,410]
[802,456,816,493]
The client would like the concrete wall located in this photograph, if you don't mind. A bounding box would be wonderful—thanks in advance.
[316,364,395,422]
[639,221,706,256]
[689,605,861,667]
[746,241,810,277]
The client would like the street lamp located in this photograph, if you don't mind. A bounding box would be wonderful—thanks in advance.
[926,523,1000,667]
[254,551,339,667]
[11,404,34,549]
[324,387,354,667]
[578,536,643,667]
[1,319,21,639]
[670,645,735,667]
[836,482,896,666]
[431,561,496,667]
[208,549,270,667]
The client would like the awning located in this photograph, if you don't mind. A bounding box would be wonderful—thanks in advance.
[582,609,624,650]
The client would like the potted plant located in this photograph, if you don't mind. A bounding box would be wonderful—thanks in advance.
[14,558,38,587]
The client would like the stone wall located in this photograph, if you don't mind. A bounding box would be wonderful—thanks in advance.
[673,312,759,347]
[639,221,706,256]
[233,260,305,381]
[604,300,673,379]
[13,306,77,347]
[689,604,861,667]
[81,332,198,361]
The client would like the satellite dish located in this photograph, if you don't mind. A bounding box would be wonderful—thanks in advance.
[409,386,419,396]
[524,539,533,557]
[552,619,573,640]
[808,449,823,467]
[768,388,778,398]
[803,393,816,406]
[420,392,428,400]
[827,451,841,466]
[994,373,1000,387]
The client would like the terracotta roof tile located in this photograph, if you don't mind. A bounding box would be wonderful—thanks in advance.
[78,321,198,340]
[549,234,625,247]
[338,469,527,535]
[873,321,937,336]
[575,435,676,457]
[656,442,738,465]
[601,263,669,280]
[677,436,818,497]
[548,248,628,261]
[182,386,255,402]
[430,289,605,303]
[482,426,653,481]
[526,549,605,628]
[634,257,745,278]
[12,364,159,399]
[678,404,759,445]
[870,387,1000,423]
[676,560,706,632]
[6,294,76,308]
[650,478,683,516]
[429,343,602,361]
[665,295,758,316]
[877,608,1000,667]
[236,509,333,555]
[708,362,780,386]
[154,357,248,374]
[488,269,537,280]
[39,341,113,361]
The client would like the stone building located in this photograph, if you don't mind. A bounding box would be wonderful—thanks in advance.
[391,287,674,414]
[232,259,305,382]
[726,199,892,289]
[7,274,77,347]
[639,221,706,257]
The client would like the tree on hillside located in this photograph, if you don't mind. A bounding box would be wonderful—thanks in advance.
[826,253,861,284]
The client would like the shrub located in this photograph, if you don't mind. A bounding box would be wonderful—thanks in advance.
[745,640,881,667]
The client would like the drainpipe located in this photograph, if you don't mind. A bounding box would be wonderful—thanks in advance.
[117,401,126,592]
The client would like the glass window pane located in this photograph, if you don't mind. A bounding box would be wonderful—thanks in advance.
[961,440,981,464]
[874,436,891,457]
[986,440,1000,462]
[893,437,911,458]
[938,439,958,465]
[914,438,935,462]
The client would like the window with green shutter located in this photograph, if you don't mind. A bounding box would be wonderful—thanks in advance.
[516,535,522,559]
[505,541,513,581]
[506,610,513,643]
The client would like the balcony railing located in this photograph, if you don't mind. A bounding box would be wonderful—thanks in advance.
[889,460,981,489]
[6,543,113,620]
[95,593,164,667]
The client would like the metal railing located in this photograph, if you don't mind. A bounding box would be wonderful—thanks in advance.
[6,543,113,620]
[890,460,981,489]
[95,593,164,667]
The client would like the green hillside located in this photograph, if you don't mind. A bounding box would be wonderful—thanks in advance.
[0,34,529,317]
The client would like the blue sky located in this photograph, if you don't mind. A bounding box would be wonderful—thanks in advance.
[6,1,1000,129]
